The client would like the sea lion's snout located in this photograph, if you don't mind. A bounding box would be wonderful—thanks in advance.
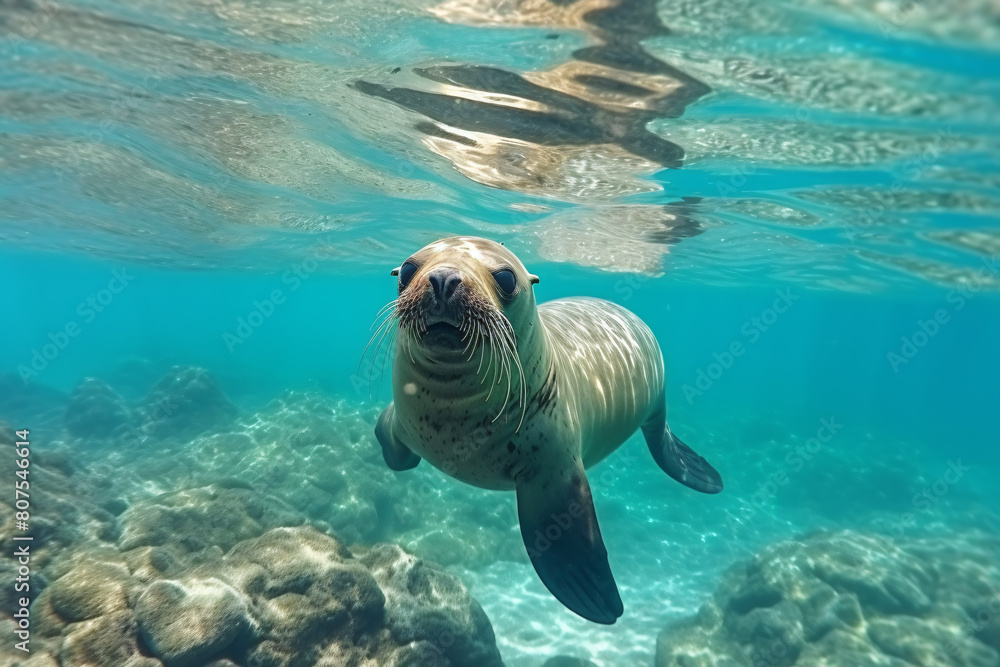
[426,267,463,311]
[421,266,466,328]
[418,266,468,349]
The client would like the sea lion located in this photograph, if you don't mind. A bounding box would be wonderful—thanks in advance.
[372,236,722,624]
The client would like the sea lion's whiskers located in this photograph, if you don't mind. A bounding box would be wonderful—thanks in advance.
[485,325,501,400]
[492,332,513,424]
[360,303,402,397]
[460,315,477,357]
[376,320,398,389]
[490,310,526,431]
[511,337,527,432]
[464,328,480,362]
[486,311,515,424]
[361,302,399,364]
[403,323,417,364]
[370,299,399,327]
[476,323,488,375]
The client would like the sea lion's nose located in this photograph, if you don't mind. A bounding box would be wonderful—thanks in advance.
[427,268,462,303]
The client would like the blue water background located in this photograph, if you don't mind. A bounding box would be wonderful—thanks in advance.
[3,246,997,464]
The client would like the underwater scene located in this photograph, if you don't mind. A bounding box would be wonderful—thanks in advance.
[2,0,1000,665]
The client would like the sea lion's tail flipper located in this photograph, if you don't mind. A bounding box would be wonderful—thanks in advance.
[375,404,421,471]
[648,425,724,494]
[516,462,623,624]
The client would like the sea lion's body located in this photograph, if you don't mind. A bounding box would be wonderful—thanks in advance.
[389,297,663,490]
[374,237,722,624]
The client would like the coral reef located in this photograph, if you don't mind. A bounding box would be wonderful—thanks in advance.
[14,484,502,666]
[656,529,1000,667]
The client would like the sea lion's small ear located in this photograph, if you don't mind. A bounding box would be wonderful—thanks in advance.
[528,274,540,285]
[390,267,400,277]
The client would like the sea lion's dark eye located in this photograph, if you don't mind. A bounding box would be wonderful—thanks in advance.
[399,262,418,290]
[493,269,517,296]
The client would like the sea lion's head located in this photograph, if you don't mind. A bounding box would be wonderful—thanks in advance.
[391,236,540,359]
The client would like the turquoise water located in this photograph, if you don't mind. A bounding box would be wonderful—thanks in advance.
[2,0,999,665]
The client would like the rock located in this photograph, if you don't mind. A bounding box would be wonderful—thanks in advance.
[15,483,503,667]
[0,374,67,430]
[139,366,236,439]
[64,377,134,441]
[0,424,118,615]
[117,484,304,553]
[47,560,131,622]
[59,610,161,667]
[361,543,504,667]
[135,579,253,667]
[655,530,1000,667]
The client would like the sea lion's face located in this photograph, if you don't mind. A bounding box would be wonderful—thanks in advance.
[393,237,540,359]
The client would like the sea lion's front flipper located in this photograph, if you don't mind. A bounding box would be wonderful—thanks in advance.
[650,428,723,494]
[516,461,623,624]
[375,404,420,471]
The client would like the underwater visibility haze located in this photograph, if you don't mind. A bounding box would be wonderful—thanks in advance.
[1,0,999,665]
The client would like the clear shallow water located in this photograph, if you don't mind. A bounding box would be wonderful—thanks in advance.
[1,0,1000,666]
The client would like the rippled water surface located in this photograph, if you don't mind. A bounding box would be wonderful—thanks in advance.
[2,0,999,285]
[1,0,999,665]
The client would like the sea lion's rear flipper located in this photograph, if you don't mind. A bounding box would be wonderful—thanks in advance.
[648,426,723,494]
[375,404,421,471]
[516,462,623,624]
